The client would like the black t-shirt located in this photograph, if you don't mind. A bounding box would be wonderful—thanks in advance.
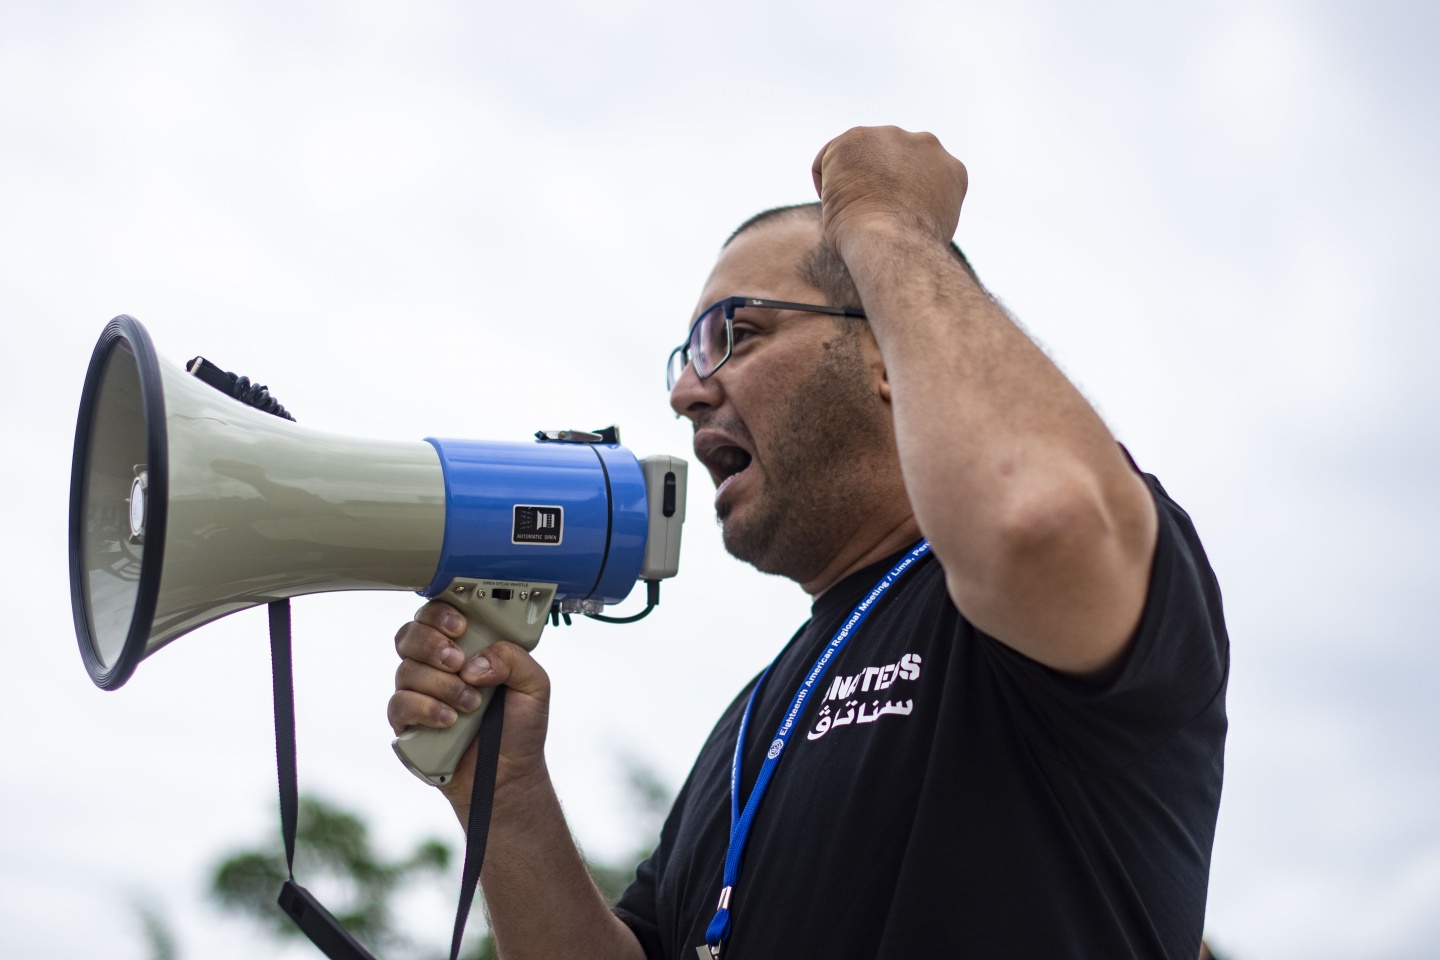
[615,474,1229,959]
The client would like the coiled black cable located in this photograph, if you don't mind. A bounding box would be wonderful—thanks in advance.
[187,356,295,421]
[230,374,294,421]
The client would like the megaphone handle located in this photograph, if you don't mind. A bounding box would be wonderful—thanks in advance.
[392,580,552,787]
[393,619,511,786]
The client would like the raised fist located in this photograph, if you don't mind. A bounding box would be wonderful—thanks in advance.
[810,125,968,255]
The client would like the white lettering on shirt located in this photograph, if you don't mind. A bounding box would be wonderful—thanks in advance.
[807,653,924,741]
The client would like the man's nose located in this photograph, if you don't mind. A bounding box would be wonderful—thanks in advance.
[669,359,723,419]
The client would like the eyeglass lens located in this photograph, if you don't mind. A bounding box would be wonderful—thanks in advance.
[696,302,732,379]
[668,302,732,389]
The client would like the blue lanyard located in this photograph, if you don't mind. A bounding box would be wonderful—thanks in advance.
[703,540,932,958]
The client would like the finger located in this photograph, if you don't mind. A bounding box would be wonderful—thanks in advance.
[394,620,466,671]
[812,138,835,198]
[388,689,459,735]
[396,659,484,713]
[415,600,468,638]
[459,640,550,702]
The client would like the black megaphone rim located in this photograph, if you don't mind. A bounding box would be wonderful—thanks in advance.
[69,315,170,690]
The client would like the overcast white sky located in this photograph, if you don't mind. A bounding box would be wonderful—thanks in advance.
[2,1,1438,957]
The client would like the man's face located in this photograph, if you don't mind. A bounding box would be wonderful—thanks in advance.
[669,217,894,584]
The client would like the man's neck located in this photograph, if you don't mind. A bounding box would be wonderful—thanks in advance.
[800,512,925,599]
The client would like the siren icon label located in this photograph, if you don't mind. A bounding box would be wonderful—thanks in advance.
[512,505,563,545]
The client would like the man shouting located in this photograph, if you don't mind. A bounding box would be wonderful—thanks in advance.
[389,125,1228,959]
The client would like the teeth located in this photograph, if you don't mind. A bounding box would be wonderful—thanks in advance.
[709,445,751,479]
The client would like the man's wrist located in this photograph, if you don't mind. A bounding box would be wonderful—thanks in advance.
[830,212,948,269]
[447,758,553,827]
[490,761,560,832]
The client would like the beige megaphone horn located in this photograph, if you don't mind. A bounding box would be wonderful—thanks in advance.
[70,315,687,785]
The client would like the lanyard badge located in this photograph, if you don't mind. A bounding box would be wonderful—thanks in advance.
[702,540,931,959]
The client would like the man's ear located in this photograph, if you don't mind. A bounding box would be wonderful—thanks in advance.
[860,327,891,402]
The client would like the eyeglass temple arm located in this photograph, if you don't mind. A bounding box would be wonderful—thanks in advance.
[739,297,867,319]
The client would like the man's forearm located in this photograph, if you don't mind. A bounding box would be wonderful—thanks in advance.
[837,220,1156,672]
[472,765,645,960]
[838,222,1124,544]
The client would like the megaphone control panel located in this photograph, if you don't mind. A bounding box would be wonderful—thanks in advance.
[640,455,686,582]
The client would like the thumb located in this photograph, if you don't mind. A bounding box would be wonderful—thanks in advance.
[460,640,550,702]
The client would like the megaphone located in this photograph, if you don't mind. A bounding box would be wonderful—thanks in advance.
[70,315,687,785]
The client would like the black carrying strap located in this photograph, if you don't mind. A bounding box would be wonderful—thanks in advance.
[269,599,378,960]
[269,599,505,960]
[452,684,506,960]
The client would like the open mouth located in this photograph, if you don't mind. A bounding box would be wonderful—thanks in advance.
[705,445,752,486]
[694,433,755,494]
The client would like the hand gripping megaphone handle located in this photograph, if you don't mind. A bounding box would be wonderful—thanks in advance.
[392,579,556,787]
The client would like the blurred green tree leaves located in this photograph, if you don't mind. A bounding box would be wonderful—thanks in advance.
[209,795,457,956]
[207,756,673,958]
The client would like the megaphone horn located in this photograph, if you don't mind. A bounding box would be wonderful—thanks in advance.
[70,315,687,784]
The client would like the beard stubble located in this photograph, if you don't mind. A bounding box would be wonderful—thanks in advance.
[717,329,895,584]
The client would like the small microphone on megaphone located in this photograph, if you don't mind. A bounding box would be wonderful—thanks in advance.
[69,314,688,785]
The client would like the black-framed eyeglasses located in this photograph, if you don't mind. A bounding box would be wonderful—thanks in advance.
[666,296,866,390]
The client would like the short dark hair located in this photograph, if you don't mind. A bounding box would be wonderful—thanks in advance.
[724,202,980,311]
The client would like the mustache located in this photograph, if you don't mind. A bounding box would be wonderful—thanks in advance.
[690,410,757,449]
